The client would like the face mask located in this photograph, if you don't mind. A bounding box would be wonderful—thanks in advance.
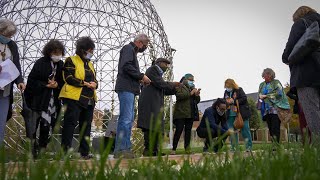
[85,52,93,60]
[51,55,62,63]
[187,80,195,88]
[226,88,233,92]
[138,45,147,53]
[0,35,11,44]
[216,107,225,116]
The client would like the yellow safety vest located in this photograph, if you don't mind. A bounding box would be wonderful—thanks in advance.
[59,55,97,102]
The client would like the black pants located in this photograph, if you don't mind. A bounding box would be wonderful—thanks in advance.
[32,111,56,150]
[196,127,227,152]
[61,99,94,156]
[142,128,161,154]
[172,118,193,151]
[264,114,281,143]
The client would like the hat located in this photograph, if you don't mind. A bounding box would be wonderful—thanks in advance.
[155,58,171,64]
[184,73,194,79]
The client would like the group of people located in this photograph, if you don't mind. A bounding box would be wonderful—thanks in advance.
[0,18,98,159]
[0,5,320,159]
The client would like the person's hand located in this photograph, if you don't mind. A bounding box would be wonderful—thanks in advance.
[226,98,234,104]
[17,83,26,91]
[142,75,151,85]
[83,81,91,88]
[172,82,181,87]
[190,88,197,95]
[195,88,201,96]
[89,81,97,89]
[259,94,267,99]
[46,80,58,88]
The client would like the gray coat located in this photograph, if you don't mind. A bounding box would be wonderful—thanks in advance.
[137,65,176,132]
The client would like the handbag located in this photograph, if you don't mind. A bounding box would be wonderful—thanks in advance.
[233,100,244,129]
[288,18,320,64]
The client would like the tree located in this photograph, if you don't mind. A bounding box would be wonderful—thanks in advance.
[247,97,262,130]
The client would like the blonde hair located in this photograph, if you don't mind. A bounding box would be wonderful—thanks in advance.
[224,79,239,90]
[293,6,317,22]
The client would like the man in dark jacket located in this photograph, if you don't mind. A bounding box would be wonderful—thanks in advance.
[282,6,320,137]
[137,58,179,156]
[114,34,151,158]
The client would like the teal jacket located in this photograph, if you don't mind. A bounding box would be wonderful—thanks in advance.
[258,79,290,110]
[174,85,200,120]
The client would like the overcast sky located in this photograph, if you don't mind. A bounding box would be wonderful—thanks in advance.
[151,0,320,101]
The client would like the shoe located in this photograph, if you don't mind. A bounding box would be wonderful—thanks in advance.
[81,154,94,160]
[170,150,176,155]
[246,148,252,152]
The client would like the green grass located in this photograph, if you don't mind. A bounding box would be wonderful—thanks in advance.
[1,142,320,179]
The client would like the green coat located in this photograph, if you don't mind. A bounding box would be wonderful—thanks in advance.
[173,85,200,120]
[258,79,290,110]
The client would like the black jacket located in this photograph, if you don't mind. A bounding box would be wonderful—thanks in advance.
[24,57,64,111]
[197,107,228,135]
[137,65,176,132]
[223,87,251,120]
[6,40,24,120]
[282,12,320,88]
[115,42,144,95]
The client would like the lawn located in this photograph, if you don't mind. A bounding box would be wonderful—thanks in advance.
[1,141,319,179]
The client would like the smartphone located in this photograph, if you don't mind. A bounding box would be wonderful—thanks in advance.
[48,73,55,80]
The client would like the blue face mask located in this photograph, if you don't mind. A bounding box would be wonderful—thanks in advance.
[226,88,233,92]
[0,35,11,44]
[187,80,195,88]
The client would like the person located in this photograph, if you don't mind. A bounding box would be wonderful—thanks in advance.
[24,39,64,158]
[137,58,179,157]
[114,33,151,158]
[286,87,311,144]
[196,98,233,153]
[282,6,320,139]
[59,36,98,159]
[171,74,200,155]
[258,68,290,144]
[0,18,25,145]
[223,79,252,152]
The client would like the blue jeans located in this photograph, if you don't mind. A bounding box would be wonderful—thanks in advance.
[227,116,253,150]
[114,91,135,153]
[0,96,10,145]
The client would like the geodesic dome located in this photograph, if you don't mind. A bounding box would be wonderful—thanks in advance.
[0,0,174,152]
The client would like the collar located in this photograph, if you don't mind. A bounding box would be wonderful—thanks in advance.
[129,42,139,53]
[155,64,164,76]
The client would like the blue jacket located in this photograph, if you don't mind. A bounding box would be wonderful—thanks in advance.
[197,107,228,135]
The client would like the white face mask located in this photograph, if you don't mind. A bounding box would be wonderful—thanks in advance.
[85,52,93,60]
[226,88,233,92]
[51,55,62,63]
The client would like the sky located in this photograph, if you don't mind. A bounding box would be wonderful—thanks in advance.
[151,0,320,101]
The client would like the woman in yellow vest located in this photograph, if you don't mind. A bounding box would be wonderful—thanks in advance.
[59,36,97,159]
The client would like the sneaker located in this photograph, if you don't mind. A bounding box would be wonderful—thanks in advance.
[170,150,176,155]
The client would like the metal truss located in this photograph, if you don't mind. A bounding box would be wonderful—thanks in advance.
[0,0,174,153]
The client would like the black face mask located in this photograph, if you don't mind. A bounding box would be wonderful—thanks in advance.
[138,45,147,53]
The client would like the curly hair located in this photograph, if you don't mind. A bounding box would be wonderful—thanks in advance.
[212,98,226,108]
[75,36,95,56]
[261,68,276,80]
[293,6,317,22]
[42,39,65,57]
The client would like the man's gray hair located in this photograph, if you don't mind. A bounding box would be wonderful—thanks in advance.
[134,33,150,43]
[0,18,17,37]
[262,68,276,80]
